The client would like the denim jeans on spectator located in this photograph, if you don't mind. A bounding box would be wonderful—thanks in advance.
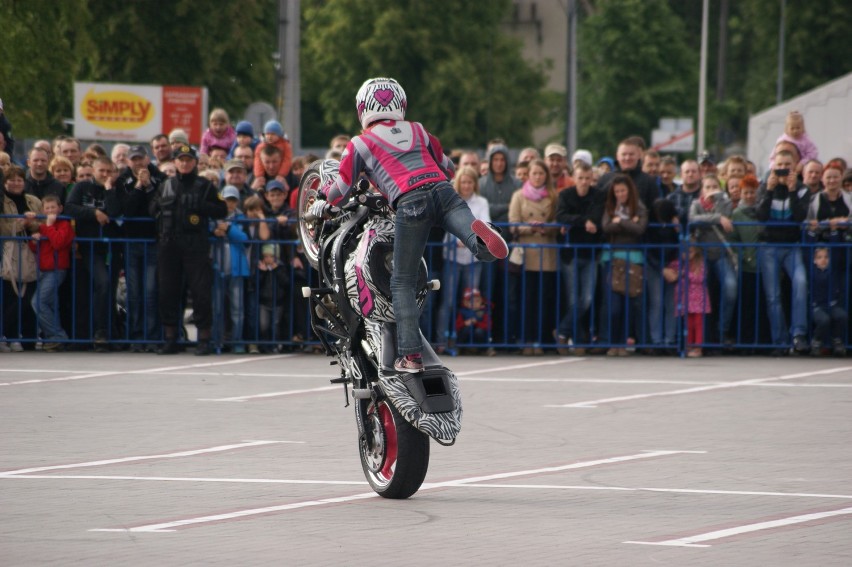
[125,241,159,341]
[707,255,738,340]
[434,260,482,346]
[79,247,111,338]
[31,270,69,341]
[602,261,643,345]
[558,257,597,343]
[643,262,676,346]
[758,245,808,344]
[224,275,246,344]
[812,305,847,343]
[392,183,494,356]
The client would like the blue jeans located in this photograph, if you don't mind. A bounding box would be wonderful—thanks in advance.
[707,254,738,339]
[224,275,246,343]
[557,256,597,343]
[392,183,495,356]
[32,270,68,341]
[644,262,676,346]
[124,241,159,341]
[80,248,111,337]
[759,245,808,344]
[434,259,482,345]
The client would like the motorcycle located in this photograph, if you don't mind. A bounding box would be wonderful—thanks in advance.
[297,161,462,499]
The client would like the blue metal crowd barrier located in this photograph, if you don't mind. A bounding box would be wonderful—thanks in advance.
[1,214,850,356]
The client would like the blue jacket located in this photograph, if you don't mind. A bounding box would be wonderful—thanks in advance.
[215,213,250,277]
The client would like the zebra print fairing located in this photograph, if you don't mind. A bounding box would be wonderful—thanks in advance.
[378,371,463,443]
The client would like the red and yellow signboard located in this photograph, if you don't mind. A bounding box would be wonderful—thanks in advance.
[74,82,208,143]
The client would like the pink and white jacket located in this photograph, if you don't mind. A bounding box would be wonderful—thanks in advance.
[322,120,455,209]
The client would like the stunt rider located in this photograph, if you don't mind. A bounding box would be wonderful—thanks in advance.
[313,77,508,373]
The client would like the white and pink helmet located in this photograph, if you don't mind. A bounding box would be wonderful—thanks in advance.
[355,77,407,129]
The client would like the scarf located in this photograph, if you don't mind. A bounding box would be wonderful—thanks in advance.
[699,194,715,212]
[521,180,548,202]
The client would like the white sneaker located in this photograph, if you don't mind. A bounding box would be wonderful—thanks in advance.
[10,342,24,352]
[0,340,10,353]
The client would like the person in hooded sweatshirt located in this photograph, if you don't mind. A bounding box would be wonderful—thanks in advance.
[478,143,519,226]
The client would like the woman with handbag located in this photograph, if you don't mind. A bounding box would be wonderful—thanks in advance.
[1,165,42,351]
[600,174,648,356]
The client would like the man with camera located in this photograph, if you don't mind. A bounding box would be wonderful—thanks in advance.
[756,149,809,356]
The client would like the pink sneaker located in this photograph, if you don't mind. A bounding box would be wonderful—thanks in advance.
[471,220,508,259]
[393,354,424,373]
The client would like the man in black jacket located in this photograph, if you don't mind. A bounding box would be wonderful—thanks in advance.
[150,144,227,355]
[555,162,602,352]
[596,137,660,213]
[116,145,166,351]
[65,156,123,351]
[24,147,65,203]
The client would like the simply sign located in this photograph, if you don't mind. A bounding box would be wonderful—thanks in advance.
[74,82,208,143]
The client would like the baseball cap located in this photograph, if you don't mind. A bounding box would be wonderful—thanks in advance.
[128,145,147,159]
[173,144,197,160]
[698,151,715,165]
[224,159,247,172]
[571,149,593,166]
[544,143,567,158]
[265,180,286,193]
[221,185,241,200]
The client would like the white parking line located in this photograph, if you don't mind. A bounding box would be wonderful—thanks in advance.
[547,366,852,408]
[0,440,297,476]
[0,355,296,386]
[89,449,700,533]
[199,386,338,402]
[8,475,850,503]
[624,505,852,547]
[455,358,585,376]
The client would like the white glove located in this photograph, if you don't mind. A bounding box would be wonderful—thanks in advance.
[305,200,330,221]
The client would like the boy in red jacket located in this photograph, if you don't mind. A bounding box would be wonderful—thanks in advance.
[27,194,75,351]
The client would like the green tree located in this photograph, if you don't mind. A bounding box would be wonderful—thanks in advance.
[0,0,95,138]
[300,0,552,148]
[0,0,277,142]
[578,0,698,157]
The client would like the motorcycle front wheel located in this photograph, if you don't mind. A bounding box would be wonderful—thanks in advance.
[297,160,323,270]
[359,399,430,499]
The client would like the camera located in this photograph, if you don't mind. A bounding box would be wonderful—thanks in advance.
[773,168,790,177]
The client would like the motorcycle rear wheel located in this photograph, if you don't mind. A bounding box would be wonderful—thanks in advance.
[359,399,430,499]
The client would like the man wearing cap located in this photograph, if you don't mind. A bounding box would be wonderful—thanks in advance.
[222,158,256,205]
[116,145,167,351]
[698,151,717,177]
[545,143,574,191]
[150,144,227,355]
[168,129,190,152]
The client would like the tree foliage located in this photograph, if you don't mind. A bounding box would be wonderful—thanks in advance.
[300,0,553,148]
[578,0,698,157]
[0,0,277,140]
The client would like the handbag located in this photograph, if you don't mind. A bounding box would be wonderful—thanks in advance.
[611,257,643,297]
[2,234,38,295]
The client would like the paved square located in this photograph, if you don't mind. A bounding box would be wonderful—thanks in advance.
[1,352,850,565]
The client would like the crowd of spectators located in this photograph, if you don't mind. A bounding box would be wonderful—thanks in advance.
[1,103,851,357]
